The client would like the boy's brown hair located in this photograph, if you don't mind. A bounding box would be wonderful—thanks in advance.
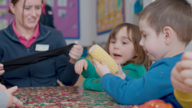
[140,0,192,45]
[106,23,152,70]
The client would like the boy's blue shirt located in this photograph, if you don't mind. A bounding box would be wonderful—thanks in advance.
[100,53,183,108]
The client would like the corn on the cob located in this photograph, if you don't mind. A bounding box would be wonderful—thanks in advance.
[88,44,118,74]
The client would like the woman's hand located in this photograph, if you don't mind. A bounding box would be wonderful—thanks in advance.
[69,41,83,64]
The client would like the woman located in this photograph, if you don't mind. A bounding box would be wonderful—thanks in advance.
[0,0,83,87]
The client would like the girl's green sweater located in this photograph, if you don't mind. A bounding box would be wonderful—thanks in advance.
[77,58,147,92]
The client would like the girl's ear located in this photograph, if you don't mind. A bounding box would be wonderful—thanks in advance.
[163,26,174,45]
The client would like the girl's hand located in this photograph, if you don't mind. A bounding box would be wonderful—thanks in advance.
[0,63,4,75]
[114,64,126,79]
[75,59,88,75]
[6,86,23,107]
[69,41,83,64]
[92,59,110,77]
[171,52,192,93]
[0,84,6,90]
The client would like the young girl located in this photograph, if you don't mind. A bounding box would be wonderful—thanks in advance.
[75,23,151,92]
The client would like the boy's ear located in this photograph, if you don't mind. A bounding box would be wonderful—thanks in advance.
[163,26,174,45]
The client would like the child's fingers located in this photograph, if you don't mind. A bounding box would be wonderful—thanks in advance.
[171,76,188,92]
[80,64,83,74]
[75,63,81,75]
[0,84,6,90]
[118,63,122,69]
[74,64,79,74]
[101,59,105,65]
[7,86,18,94]
[180,69,192,79]
[92,59,96,65]
[92,59,100,67]
[182,52,192,60]
[84,62,88,70]
[175,61,192,73]
[77,63,83,74]
[171,65,184,82]
[101,59,108,66]
[184,78,192,87]
[13,96,23,106]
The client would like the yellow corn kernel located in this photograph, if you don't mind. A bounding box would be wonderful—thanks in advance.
[88,44,118,74]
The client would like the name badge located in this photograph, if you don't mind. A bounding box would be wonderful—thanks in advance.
[35,44,49,51]
[48,11,53,15]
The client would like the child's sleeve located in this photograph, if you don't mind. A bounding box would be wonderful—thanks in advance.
[0,91,8,108]
[83,78,105,92]
[77,57,100,78]
[123,64,146,79]
[100,63,176,105]
[174,89,192,108]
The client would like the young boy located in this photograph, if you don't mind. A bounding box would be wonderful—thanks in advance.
[171,52,192,108]
[0,84,23,107]
[92,0,192,108]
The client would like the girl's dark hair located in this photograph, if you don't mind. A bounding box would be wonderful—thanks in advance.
[106,23,152,70]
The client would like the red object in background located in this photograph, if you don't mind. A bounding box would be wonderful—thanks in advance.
[132,99,173,108]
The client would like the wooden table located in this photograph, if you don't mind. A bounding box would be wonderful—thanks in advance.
[12,86,136,108]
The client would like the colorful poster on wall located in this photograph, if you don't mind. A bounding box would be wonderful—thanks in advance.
[0,0,80,39]
[0,19,7,29]
[97,0,125,35]
[0,0,6,6]
[0,9,7,17]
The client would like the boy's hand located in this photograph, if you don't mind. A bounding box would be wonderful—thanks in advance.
[75,59,88,75]
[5,86,23,107]
[69,41,83,64]
[92,59,110,77]
[114,64,126,79]
[0,63,4,75]
[171,52,192,93]
[0,84,6,90]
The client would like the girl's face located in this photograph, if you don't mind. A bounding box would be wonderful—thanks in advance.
[109,26,136,65]
[10,0,42,30]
